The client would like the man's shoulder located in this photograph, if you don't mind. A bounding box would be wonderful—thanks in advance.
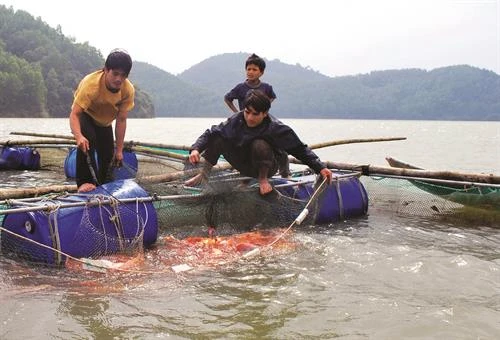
[81,70,104,84]
[232,82,248,90]
[123,79,135,94]
[258,82,275,91]
[74,70,102,97]
[76,70,103,92]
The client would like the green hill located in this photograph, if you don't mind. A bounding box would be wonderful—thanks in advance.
[1,5,499,121]
[175,53,500,120]
[0,5,154,118]
[129,62,225,116]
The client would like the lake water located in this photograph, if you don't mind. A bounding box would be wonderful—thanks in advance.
[1,118,499,339]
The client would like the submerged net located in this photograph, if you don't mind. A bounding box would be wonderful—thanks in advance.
[1,146,499,270]
[0,194,149,267]
[361,176,500,226]
[147,170,321,235]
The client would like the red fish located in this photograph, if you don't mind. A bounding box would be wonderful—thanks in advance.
[65,252,145,273]
[157,228,296,271]
[66,228,296,275]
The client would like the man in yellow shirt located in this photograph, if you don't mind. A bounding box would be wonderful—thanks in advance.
[69,49,135,192]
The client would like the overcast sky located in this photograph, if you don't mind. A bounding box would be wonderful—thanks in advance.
[2,0,499,77]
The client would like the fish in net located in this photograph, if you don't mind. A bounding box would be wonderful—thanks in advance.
[0,183,157,267]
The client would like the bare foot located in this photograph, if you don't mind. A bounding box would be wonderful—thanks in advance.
[184,173,203,187]
[259,179,273,195]
[78,183,96,193]
[208,226,217,239]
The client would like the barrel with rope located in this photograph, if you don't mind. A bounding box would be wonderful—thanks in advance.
[0,179,158,265]
[63,147,138,180]
[153,169,369,232]
[272,171,368,224]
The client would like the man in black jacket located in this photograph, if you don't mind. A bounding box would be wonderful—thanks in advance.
[186,90,332,195]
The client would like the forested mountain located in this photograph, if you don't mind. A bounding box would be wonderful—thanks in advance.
[129,62,224,116]
[1,5,499,121]
[174,53,500,120]
[0,5,154,118]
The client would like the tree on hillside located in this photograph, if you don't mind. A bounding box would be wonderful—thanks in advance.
[0,5,154,118]
[0,44,47,116]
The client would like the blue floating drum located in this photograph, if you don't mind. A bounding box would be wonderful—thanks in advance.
[1,179,158,265]
[275,173,368,224]
[64,147,138,180]
[0,147,40,170]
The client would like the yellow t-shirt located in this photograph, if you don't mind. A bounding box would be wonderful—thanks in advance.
[72,70,135,127]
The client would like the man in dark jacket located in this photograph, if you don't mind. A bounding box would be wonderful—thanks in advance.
[186,90,332,195]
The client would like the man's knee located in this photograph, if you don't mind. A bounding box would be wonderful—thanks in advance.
[250,139,277,175]
[250,139,273,157]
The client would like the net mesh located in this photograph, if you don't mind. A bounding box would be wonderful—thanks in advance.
[1,195,147,267]
[361,176,500,226]
[1,147,499,271]
[147,170,319,236]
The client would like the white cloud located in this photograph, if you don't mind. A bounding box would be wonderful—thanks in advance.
[2,0,498,76]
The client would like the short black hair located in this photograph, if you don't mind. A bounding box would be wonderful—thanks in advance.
[245,53,266,72]
[244,89,271,113]
[105,49,132,76]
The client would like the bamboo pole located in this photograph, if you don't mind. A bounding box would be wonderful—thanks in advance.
[125,141,191,151]
[138,163,233,184]
[130,145,187,161]
[0,193,204,215]
[0,162,233,200]
[129,137,406,154]
[309,137,406,149]
[10,131,405,152]
[0,184,77,200]
[1,139,75,146]
[290,158,500,184]
[129,138,409,164]
[10,131,74,140]
[9,132,191,151]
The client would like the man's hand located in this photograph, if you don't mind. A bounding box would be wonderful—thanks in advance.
[189,149,201,165]
[114,150,124,163]
[112,156,123,168]
[75,134,90,153]
[320,168,333,184]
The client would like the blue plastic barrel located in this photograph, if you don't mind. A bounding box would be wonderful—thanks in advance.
[64,147,138,180]
[1,179,158,265]
[0,147,41,170]
[0,147,22,170]
[275,173,368,224]
[19,147,41,170]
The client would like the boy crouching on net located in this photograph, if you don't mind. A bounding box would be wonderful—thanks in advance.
[185,89,332,195]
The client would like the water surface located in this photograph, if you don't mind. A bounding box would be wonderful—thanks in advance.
[1,118,499,339]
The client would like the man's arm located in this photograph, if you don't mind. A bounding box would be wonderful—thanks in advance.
[114,110,128,162]
[69,104,89,153]
[224,85,241,114]
[288,145,332,184]
[224,97,239,113]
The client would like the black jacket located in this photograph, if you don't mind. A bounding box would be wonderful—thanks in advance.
[191,112,326,173]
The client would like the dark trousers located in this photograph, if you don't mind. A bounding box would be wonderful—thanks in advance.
[76,113,114,187]
[203,136,279,178]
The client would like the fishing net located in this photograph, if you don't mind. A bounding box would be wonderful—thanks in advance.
[147,171,319,235]
[361,176,500,226]
[2,144,499,272]
[0,192,152,267]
